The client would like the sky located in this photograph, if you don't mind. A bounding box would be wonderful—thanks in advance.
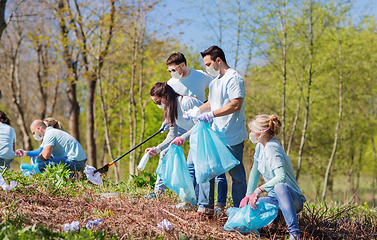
[152,0,377,57]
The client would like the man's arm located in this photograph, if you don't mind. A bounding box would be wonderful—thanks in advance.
[40,145,53,160]
[213,98,243,117]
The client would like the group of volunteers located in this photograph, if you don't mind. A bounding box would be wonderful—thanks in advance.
[0,112,87,174]
[0,45,305,239]
[144,46,306,240]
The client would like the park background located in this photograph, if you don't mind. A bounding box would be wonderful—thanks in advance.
[0,0,376,206]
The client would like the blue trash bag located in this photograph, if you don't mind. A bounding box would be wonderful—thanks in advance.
[189,121,240,183]
[156,144,196,205]
[224,202,278,233]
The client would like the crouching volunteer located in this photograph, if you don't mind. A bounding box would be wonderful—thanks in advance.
[15,118,65,164]
[173,45,248,215]
[145,82,203,209]
[0,110,16,169]
[240,114,306,240]
[26,119,87,173]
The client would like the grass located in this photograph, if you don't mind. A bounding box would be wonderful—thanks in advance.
[0,165,376,239]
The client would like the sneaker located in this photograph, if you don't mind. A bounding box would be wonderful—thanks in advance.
[175,202,193,211]
[214,206,227,217]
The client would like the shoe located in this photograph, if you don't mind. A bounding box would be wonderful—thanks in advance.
[144,192,157,199]
[287,234,301,240]
[214,206,227,217]
[175,202,193,211]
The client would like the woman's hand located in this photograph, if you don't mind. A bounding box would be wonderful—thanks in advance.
[15,149,26,157]
[145,146,161,156]
[172,137,184,146]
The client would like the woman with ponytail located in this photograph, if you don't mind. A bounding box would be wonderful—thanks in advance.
[239,114,306,240]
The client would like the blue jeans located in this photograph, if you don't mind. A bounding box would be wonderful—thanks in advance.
[0,158,12,169]
[37,156,86,172]
[258,183,304,237]
[198,142,247,210]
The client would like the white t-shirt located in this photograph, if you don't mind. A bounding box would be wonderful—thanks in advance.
[254,139,306,202]
[0,122,16,160]
[167,69,212,102]
[208,68,247,146]
[41,127,87,161]
[176,96,203,131]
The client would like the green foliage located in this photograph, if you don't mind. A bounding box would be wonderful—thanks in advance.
[129,171,157,190]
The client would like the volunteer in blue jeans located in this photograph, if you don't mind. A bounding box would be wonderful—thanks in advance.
[175,46,248,215]
[0,110,16,169]
[26,119,87,173]
[240,114,306,240]
[145,82,203,209]
[149,52,228,210]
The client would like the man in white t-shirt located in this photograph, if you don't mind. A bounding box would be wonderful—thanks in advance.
[196,46,248,214]
[149,53,228,210]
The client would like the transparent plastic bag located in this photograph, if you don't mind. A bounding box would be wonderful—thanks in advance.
[224,202,278,233]
[190,121,240,183]
[156,144,196,205]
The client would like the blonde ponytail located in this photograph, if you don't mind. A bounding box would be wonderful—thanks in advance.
[248,114,281,137]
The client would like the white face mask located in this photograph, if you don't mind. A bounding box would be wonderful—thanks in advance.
[206,65,220,77]
[157,103,165,109]
[171,71,182,79]
[33,134,43,141]
[249,133,258,144]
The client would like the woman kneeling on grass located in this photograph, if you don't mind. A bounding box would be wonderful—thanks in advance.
[240,114,306,240]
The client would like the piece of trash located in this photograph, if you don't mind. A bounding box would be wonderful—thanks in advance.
[183,106,201,120]
[157,219,173,231]
[86,219,104,229]
[137,152,150,171]
[100,192,119,199]
[20,163,40,176]
[84,165,103,185]
[0,173,16,191]
[64,221,79,232]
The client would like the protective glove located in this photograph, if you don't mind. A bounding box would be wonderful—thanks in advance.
[15,149,26,157]
[171,137,184,146]
[197,111,215,123]
[159,122,169,133]
[183,106,201,120]
[145,146,161,156]
[20,163,41,175]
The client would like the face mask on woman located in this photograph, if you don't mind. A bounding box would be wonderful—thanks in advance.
[157,103,165,109]
[249,133,258,144]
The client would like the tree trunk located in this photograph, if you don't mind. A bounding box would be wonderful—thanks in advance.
[279,0,287,150]
[287,87,303,156]
[0,0,7,39]
[296,2,314,181]
[67,81,80,141]
[322,38,343,202]
[86,77,97,167]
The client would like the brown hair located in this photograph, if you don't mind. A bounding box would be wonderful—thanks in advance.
[150,82,180,127]
[248,114,281,137]
[43,117,64,131]
[200,45,227,64]
[0,110,10,126]
[166,52,187,66]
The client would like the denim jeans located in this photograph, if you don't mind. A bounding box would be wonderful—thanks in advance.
[258,183,304,237]
[198,142,247,210]
[0,158,12,169]
[37,156,86,172]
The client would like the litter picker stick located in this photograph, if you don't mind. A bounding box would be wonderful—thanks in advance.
[93,128,163,174]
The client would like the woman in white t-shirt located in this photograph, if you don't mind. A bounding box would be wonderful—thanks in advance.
[0,110,16,169]
[146,82,202,208]
[240,114,306,240]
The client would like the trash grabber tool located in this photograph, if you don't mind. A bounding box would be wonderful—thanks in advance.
[93,128,163,174]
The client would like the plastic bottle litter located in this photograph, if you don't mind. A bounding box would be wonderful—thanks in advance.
[137,152,150,171]
[86,219,104,229]
[157,219,173,231]
[100,192,119,199]
[0,173,16,191]
[83,165,103,185]
[64,221,80,232]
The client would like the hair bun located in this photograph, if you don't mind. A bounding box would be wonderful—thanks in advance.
[269,115,281,136]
